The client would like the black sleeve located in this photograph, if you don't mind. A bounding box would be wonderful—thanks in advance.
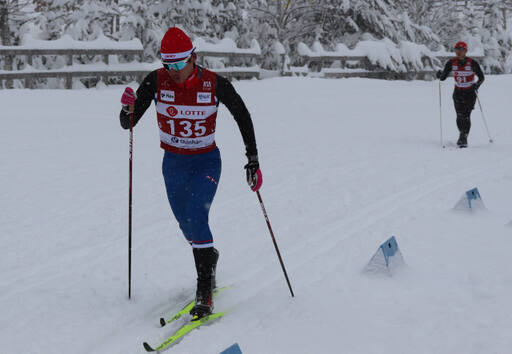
[215,75,258,157]
[119,70,158,129]
[472,60,485,88]
[439,60,452,81]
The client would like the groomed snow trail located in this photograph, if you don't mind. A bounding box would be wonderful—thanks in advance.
[1,76,512,354]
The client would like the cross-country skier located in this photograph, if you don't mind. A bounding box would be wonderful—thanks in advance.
[436,41,485,148]
[119,27,262,318]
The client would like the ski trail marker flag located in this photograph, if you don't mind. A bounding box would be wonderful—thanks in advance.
[454,187,485,210]
[365,236,404,274]
[220,343,242,354]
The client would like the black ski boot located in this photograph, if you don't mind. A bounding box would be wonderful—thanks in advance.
[190,247,219,319]
[457,132,468,148]
[211,248,219,290]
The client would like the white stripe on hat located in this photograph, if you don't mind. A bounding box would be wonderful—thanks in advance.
[161,47,195,62]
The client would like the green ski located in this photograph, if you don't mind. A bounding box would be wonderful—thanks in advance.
[143,286,230,352]
[159,286,230,327]
[143,312,227,352]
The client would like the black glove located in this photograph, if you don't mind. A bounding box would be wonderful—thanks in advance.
[244,155,261,191]
[473,83,480,92]
[435,70,442,79]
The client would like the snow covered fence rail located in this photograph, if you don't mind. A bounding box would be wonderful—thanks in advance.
[296,40,484,80]
[0,48,145,89]
[193,38,261,80]
[0,36,262,88]
[0,35,145,89]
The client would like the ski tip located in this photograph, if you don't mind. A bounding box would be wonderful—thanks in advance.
[159,317,166,327]
[143,342,156,352]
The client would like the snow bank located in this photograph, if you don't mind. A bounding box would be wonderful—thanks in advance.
[297,41,354,58]
[193,37,261,55]
[353,38,404,71]
[298,39,485,72]
[399,41,437,70]
[2,76,512,354]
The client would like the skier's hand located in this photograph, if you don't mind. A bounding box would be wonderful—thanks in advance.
[435,70,442,79]
[121,87,136,113]
[473,83,480,93]
[244,155,262,192]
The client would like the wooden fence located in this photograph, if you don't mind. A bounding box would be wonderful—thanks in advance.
[0,47,261,89]
[296,54,484,80]
[0,48,144,89]
[196,51,261,80]
[0,46,488,87]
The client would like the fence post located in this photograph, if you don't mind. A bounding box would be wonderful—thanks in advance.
[65,74,72,89]
[5,54,13,88]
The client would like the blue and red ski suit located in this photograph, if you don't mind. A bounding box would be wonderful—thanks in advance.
[120,66,257,248]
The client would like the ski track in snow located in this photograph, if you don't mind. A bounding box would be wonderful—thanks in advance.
[1,76,512,354]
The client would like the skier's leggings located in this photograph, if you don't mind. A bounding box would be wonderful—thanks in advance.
[162,148,221,248]
[453,88,476,134]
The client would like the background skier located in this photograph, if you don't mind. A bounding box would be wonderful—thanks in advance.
[436,41,485,148]
[119,27,262,318]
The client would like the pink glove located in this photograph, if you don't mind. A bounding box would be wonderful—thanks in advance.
[121,87,136,105]
[251,169,263,192]
[245,157,262,192]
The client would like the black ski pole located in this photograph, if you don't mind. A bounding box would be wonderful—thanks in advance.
[438,80,445,148]
[476,93,494,143]
[128,111,134,299]
[256,191,294,297]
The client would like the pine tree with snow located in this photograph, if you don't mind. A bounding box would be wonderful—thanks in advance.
[250,0,319,68]
[480,0,511,73]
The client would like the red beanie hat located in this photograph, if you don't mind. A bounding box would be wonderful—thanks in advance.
[454,41,468,50]
[160,27,195,62]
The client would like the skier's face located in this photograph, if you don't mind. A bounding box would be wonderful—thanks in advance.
[455,47,467,60]
[164,55,196,84]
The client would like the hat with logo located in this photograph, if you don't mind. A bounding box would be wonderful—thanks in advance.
[160,27,195,63]
[454,41,468,50]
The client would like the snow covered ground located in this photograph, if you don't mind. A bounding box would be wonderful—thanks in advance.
[1,76,512,354]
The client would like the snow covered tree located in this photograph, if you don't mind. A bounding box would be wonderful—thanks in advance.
[428,0,465,48]
[347,0,437,44]
[462,0,481,36]
[117,0,161,61]
[250,0,319,68]
[313,0,438,49]
[1,0,32,88]
[480,0,511,73]
[1,0,32,45]
[33,0,78,40]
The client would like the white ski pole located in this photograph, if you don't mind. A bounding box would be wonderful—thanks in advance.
[476,93,494,143]
[438,80,445,148]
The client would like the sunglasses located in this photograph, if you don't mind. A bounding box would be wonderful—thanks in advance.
[163,54,192,71]
[454,47,466,51]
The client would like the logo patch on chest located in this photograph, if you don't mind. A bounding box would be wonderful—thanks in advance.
[160,90,175,102]
[197,92,212,103]
[166,106,178,117]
